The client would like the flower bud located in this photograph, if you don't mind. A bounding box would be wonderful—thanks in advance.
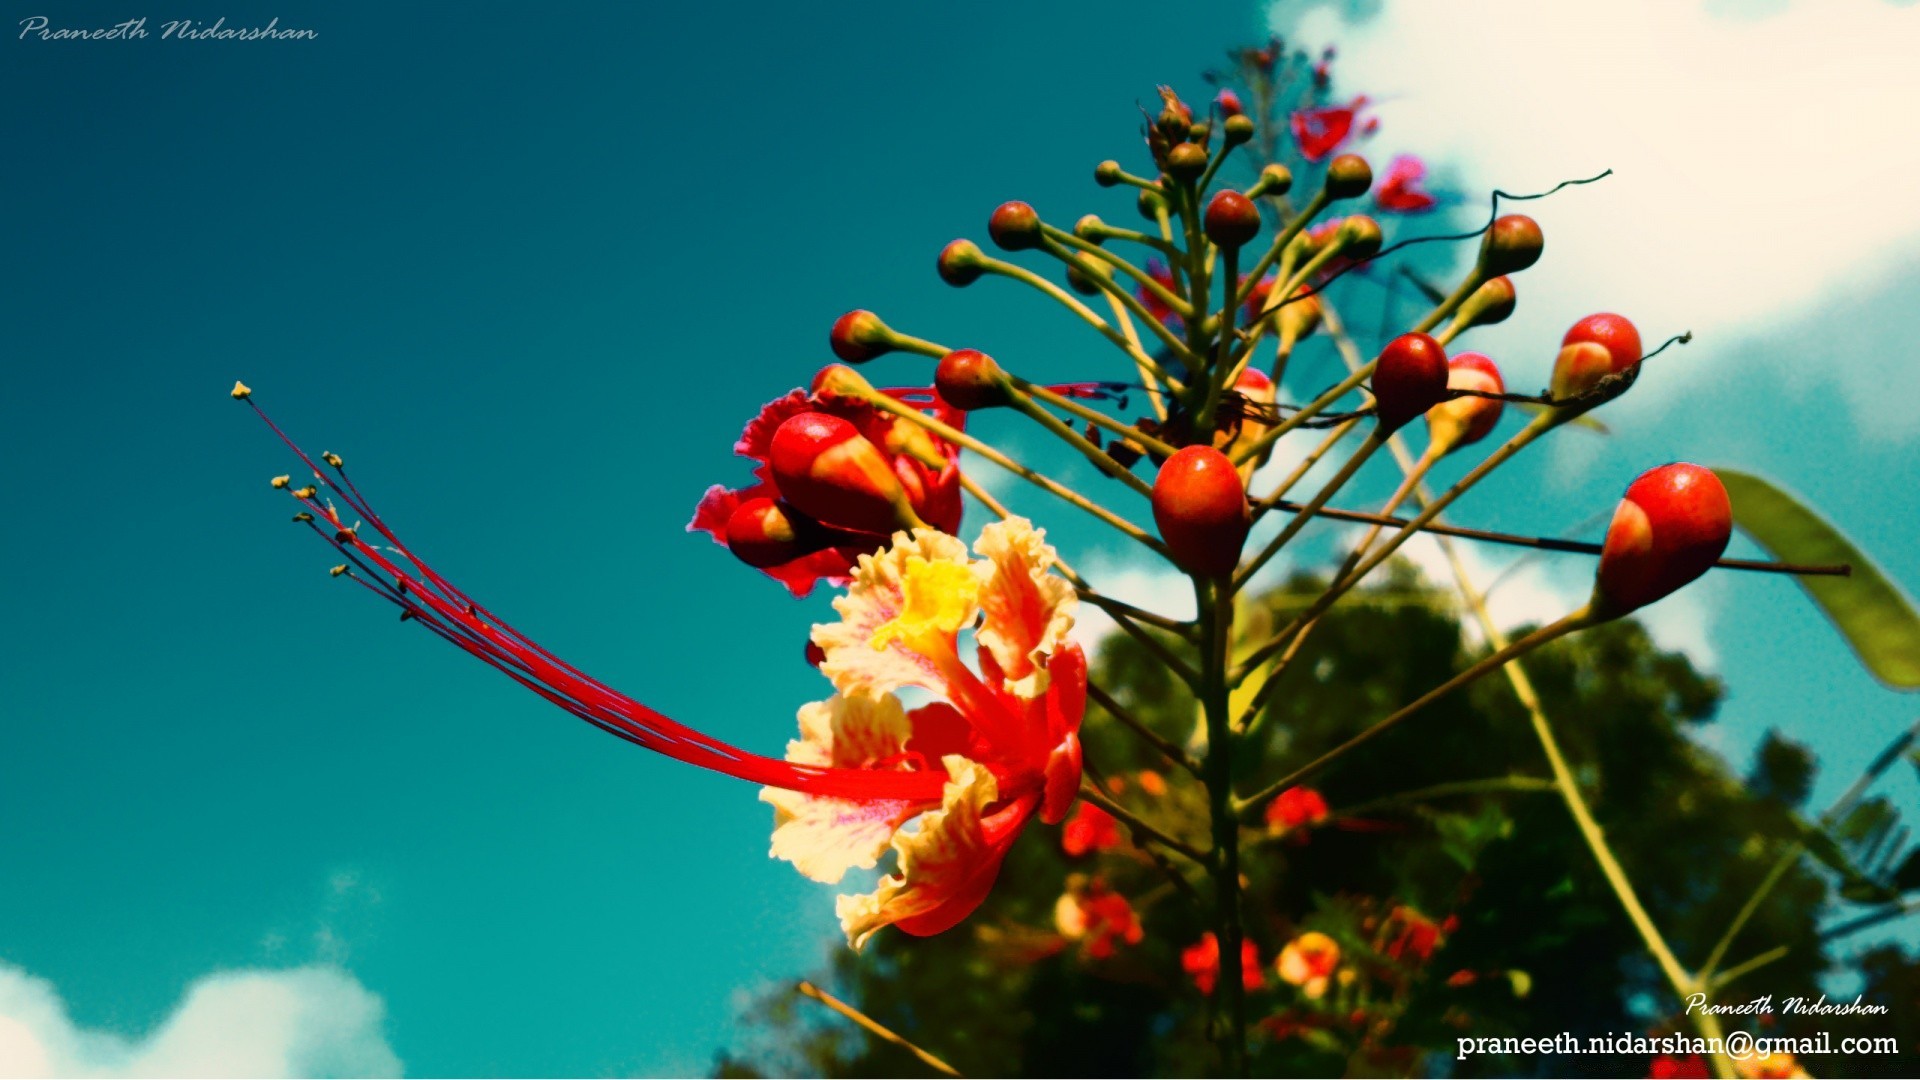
[1248,163,1293,199]
[770,412,923,534]
[988,201,1042,251]
[1549,313,1642,402]
[937,239,987,287]
[1204,190,1261,250]
[1154,87,1194,144]
[1152,446,1250,578]
[1324,154,1373,200]
[1215,88,1245,118]
[809,362,876,405]
[1065,255,1106,296]
[1457,275,1517,328]
[829,310,896,363]
[1371,332,1449,432]
[725,497,817,568]
[1137,187,1168,221]
[1477,214,1543,277]
[1424,353,1504,455]
[1338,215,1383,259]
[934,348,1012,411]
[1166,142,1209,182]
[1187,121,1212,147]
[1073,214,1106,242]
[1592,463,1732,615]
[1223,114,1255,147]
[1275,286,1322,347]
[1094,160,1125,187]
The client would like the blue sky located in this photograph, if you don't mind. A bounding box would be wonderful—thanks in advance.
[2,0,1916,1075]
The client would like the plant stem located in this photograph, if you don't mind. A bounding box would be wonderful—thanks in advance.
[1015,376,1178,459]
[1089,681,1200,776]
[1007,392,1154,499]
[1079,783,1209,865]
[1197,577,1249,1075]
[795,981,962,1078]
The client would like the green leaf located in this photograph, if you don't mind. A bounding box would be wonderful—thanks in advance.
[1715,469,1920,689]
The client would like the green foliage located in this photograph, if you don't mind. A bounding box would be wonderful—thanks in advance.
[720,566,1919,1077]
[1717,468,1920,689]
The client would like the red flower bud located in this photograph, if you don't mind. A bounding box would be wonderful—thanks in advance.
[1204,190,1261,250]
[1593,463,1731,615]
[829,310,896,364]
[1371,332,1449,431]
[1166,142,1209,182]
[725,497,818,568]
[988,201,1042,251]
[1325,154,1373,200]
[1215,88,1244,117]
[769,412,923,534]
[1152,446,1250,578]
[1550,312,1643,401]
[1424,352,1504,454]
[938,239,987,287]
[934,348,1011,411]
[1478,214,1543,277]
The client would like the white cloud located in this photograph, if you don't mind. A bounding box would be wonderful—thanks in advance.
[1069,552,1195,651]
[0,962,400,1079]
[1281,0,1920,433]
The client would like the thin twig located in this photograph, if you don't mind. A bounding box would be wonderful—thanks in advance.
[795,982,962,1078]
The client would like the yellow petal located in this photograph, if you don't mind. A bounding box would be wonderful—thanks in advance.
[815,528,975,702]
[973,517,1076,699]
[763,696,919,885]
[837,756,1001,949]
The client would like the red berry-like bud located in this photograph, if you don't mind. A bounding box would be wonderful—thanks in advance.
[1167,142,1209,182]
[1152,446,1250,578]
[1204,190,1261,249]
[829,310,894,364]
[1325,154,1373,200]
[1094,160,1125,187]
[810,362,875,404]
[1550,313,1643,401]
[934,348,1011,411]
[1477,214,1543,277]
[1223,113,1255,146]
[725,497,816,568]
[1460,275,1517,328]
[1371,332,1449,431]
[1593,463,1732,615]
[938,239,987,287]
[988,201,1042,251]
[1216,88,1245,117]
[770,412,922,534]
[1424,352,1504,454]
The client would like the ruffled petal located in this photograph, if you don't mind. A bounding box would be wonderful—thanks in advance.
[763,695,929,884]
[836,756,1031,948]
[973,517,1077,698]
[814,528,977,701]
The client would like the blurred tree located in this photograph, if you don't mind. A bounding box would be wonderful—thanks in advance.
[716,564,1918,1078]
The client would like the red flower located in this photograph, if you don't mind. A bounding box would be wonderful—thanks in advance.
[1138,258,1183,329]
[1382,905,1447,963]
[1290,96,1369,162]
[689,371,966,597]
[1060,800,1121,857]
[244,398,1084,949]
[1374,154,1437,214]
[1264,785,1331,836]
[1054,879,1144,959]
[1182,932,1264,995]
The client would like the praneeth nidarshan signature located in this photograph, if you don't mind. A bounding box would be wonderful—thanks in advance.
[18,17,317,41]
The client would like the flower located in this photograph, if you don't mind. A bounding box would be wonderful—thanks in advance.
[1182,932,1264,995]
[1276,931,1341,999]
[1374,154,1437,214]
[1137,258,1184,329]
[1264,785,1330,836]
[1382,905,1450,963]
[1290,96,1369,162]
[785,517,1085,947]
[689,371,966,597]
[244,399,1079,950]
[1060,800,1121,857]
[1053,877,1144,959]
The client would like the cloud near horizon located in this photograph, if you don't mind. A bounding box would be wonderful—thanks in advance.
[0,962,400,1079]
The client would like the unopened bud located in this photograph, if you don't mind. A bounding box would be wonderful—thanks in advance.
[937,239,986,287]
[1248,163,1293,199]
[1223,113,1255,146]
[1324,154,1372,200]
[770,412,924,534]
[988,201,1042,251]
[1073,214,1106,242]
[1458,275,1517,328]
[829,309,898,363]
[1166,143,1208,183]
[1137,188,1168,222]
[934,349,1012,411]
[1477,214,1543,277]
[810,363,877,405]
[1094,160,1125,187]
[1338,215,1383,259]
[1215,88,1245,118]
[1065,256,1105,296]
[1204,191,1261,250]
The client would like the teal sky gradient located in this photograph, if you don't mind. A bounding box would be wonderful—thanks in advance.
[3,1,1915,1075]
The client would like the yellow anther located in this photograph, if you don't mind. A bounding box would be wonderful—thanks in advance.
[271,475,291,489]
[230,381,252,400]
[292,512,315,523]
[322,452,343,468]
[292,486,317,499]
[335,527,358,544]
[329,564,349,577]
